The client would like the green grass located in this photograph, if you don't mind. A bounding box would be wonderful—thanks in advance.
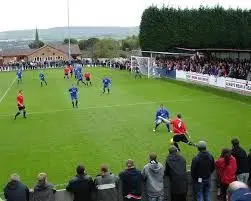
[0,68,250,189]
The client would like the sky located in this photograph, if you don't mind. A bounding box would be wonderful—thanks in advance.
[0,0,250,32]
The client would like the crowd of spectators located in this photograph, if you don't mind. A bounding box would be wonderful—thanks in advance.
[1,57,251,81]
[0,59,131,71]
[2,138,251,201]
[155,57,251,80]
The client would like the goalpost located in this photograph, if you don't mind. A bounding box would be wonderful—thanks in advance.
[131,50,195,79]
[130,56,151,78]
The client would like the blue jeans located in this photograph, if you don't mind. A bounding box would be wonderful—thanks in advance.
[194,179,211,201]
[148,195,164,201]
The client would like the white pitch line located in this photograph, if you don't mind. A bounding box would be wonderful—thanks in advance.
[0,77,17,104]
[0,99,193,117]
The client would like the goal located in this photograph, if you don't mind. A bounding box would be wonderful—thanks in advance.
[131,50,194,79]
[130,56,161,78]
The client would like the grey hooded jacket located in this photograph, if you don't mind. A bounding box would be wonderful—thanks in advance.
[142,161,164,197]
[94,172,119,201]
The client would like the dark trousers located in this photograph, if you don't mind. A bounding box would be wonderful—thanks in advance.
[171,193,187,201]
[220,183,229,201]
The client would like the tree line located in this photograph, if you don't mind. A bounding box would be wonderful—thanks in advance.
[63,35,139,58]
[139,6,251,51]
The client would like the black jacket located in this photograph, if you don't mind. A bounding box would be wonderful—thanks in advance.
[232,146,249,175]
[248,153,251,173]
[4,181,29,201]
[191,151,215,181]
[33,182,55,201]
[119,168,142,197]
[66,175,94,201]
[165,153,187,195]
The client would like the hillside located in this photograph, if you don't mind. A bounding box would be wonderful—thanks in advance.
[0,26,139,41]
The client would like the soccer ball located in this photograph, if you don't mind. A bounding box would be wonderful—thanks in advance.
[170,138,174,145]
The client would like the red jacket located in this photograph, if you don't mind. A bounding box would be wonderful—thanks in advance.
[215,155,237,185]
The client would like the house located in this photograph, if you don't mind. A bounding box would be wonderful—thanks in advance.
[0,44,81,65]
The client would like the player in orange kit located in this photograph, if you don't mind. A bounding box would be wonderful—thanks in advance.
[14,90,27,120]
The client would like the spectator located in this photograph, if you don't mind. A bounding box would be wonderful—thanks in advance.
[248,149,251,187]
[231,138,249,184]
[94,164,119,201]
[165,146,187,201]
[191,141,215,201]
[215,148,237,201]
[119,159,142,201]
[4,174,29,201]
[228,181,251,201]
[66,164,94,201]
[142,152,164,201]
[33,173,55,201]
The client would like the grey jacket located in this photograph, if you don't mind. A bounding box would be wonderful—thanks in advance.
[33,182,55,201]
[142,161,164,197]
[95,173,119,201]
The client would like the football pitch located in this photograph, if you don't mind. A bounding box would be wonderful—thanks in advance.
[0,68,250,188]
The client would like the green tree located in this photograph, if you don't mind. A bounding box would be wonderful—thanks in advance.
[28,28,44,49]
[28,41,44,49]
[94,39,120,58]
[78,40,86,50]
[63,38,78,45]
[139,6,251,51]
[122,35,140,51]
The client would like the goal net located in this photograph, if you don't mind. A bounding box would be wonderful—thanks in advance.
[131,50,195,78]
[130,56,162,78]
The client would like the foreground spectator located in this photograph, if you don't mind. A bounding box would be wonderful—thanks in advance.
[33,173,55,201]
[228,181,251,201]
[119,159,142,201]
[4,174,29,201]
[66,165,94,201]
[165,146,187,201]
[248,149,251,187]
[191,141,215,201]
[231,138,249,184]
[142,152,164,201]
[215,148,237,201]
[95,164,119,201]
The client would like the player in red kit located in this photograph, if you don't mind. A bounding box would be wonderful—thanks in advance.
[159,113,196,151]
[64,66,70,79]
[84,72,92,86]
[69,65,74,77]
[170,114,196,151]
[14,90,27,120]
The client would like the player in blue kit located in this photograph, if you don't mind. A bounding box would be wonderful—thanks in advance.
[69,84,79,108]
[76,71,86,86]
[16,68,23,84]
[153,104,171,133]
[39,71,47,87]
[74,67,79,79]
[102,77,111,94]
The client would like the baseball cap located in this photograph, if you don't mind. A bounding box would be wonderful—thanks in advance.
[230,188,251,201]
[197,141,207,149]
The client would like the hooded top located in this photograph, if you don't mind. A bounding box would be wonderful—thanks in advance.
[4,180,29,201]
[191,151,215,180]
[33,182,55,201]
[215,155,237,185]
[165,153,187,194]
[142,161,164,197]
